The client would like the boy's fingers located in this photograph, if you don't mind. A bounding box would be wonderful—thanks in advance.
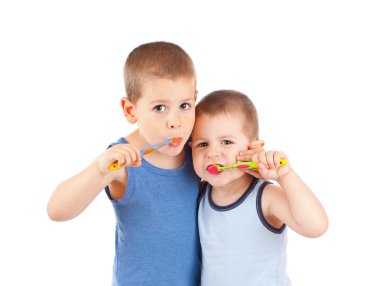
[259,163,269,176]
[112,150,126,163]
[120,144,141,163]
[237,154,254,162]
[258,151,269,169]
[248,140,265,150]
[130,161,142,167]
[239,149,261,156]
[266,150,276,169]
[274,151,286,169]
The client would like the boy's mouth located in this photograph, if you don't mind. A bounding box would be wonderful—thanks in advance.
[169,140,182,147]
[168,137,183,147]
[206,164,224,175]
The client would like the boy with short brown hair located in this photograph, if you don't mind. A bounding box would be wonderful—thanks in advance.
[48,42,201,286]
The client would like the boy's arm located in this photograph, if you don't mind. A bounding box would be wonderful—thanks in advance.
[47,143,141,221]
[263,170,328,238]
[47,161,114,221]
[239,149,328,238]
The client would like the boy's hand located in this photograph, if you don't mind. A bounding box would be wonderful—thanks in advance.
[246,150,291,181]
[238,141,291,181]
[98,144,142,174]
[237,140,265,179]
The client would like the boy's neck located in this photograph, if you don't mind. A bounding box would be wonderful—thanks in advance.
[125,129,186,169]
[211,174,254,206]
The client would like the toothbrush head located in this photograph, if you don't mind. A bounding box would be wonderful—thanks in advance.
[207,165,221,174]
[170,137,183,144]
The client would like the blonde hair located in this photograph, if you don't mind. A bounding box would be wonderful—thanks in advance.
[124,41,196,103]
[196,90,259,140]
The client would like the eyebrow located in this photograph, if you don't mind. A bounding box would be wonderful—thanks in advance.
[192,135,239,142]
[149,97,195,104]
[219,135,239,140]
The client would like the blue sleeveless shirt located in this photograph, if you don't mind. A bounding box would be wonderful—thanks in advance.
[105,137,201,286]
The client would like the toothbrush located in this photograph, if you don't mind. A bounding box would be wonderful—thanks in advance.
[207,158,287,174]
[140,137,182,156]
[108,137,183,171]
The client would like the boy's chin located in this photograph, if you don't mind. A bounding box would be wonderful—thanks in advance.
[204,174,244,188]
[203,177,227,188]
[160,147,184,157]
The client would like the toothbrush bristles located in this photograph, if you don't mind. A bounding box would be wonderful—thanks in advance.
[207,165,219,174]
[171,137,182,144]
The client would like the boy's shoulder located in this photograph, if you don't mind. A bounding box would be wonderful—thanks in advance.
[108,137,128,148]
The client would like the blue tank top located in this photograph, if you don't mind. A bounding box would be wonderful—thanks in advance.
[198,178,291,286]
[105,137,201,286]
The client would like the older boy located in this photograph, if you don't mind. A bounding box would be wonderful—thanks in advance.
[48,42,200,286]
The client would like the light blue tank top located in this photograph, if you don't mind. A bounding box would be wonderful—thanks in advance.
[105,137,201,286]
[198,178,291,286]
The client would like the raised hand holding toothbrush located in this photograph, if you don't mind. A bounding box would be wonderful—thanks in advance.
[238,147,291,181]
[107,137,182,171]
[98,143,142,174]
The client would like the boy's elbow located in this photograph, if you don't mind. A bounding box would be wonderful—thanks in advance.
[47,205,61,222]
[306,218,329,238]
[47,203,69,222]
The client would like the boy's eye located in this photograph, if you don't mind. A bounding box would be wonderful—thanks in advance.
[153,105,167,112]
[180,103,191,110]
[196,142,208,147]
[221,140,233,145]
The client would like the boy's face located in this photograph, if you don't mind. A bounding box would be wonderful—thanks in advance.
[133,77,196,156]
[191,113,251,188]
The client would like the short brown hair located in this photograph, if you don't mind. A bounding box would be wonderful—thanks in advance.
[196,90,259,140]
[124,41,196,103]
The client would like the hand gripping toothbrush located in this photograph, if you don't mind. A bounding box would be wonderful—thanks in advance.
[108,137,183,171]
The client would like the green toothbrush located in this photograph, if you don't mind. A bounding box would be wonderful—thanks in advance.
[207,159,287,174]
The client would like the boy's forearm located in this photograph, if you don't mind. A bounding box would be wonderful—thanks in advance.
[47,162,108,221]
[278,169,328,237]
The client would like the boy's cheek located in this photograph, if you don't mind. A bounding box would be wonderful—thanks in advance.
[192,159,203,175]
[193,153,203,168]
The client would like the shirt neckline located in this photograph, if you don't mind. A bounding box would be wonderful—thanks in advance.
[207,177,259,211]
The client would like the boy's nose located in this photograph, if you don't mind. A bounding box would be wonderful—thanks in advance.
[206,146,221,159]
[167,112,181,129]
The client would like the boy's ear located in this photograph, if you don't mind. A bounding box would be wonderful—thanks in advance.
[121,97,137,124]
[249,140,265,150]
[194,90,198,102]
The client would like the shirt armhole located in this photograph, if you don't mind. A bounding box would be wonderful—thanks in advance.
[104,140,130,203]
[256,181,286,234]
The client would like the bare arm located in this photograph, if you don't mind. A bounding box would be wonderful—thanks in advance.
[264,169,328,237]
[239,149,328,238]
[47,161,114,221]
[47,143,141,221]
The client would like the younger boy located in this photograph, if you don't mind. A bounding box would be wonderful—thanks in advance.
[47,42,201,286]
[191,90,328,286]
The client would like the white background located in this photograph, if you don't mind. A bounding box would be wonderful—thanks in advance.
[1,1,379,285]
